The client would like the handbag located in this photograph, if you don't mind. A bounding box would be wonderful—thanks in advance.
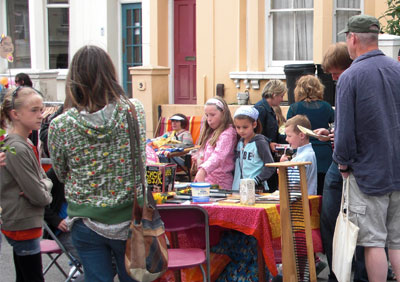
[332,175,359,282]
[124,100,168,282]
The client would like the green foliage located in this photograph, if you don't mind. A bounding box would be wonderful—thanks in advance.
[380,0,400,35]
[0,128,16,155]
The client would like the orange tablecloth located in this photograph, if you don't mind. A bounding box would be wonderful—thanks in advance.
[201,196,322,276]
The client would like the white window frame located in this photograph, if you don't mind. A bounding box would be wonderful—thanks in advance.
[333,0,363,42]
[45,0,70,70]
[265,0,314,69]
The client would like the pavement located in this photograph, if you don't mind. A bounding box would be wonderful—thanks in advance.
[0,230,330,282]
[0,233,73,281]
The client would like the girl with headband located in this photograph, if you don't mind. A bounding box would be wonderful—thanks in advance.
[0,87,53,281]
[194,96,237,189]
[232,106,275,192]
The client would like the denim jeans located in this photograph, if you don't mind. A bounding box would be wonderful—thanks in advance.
[320,162,368,282]
[4,236,41,256]
[57,231,80,262]
[71,219,137,282]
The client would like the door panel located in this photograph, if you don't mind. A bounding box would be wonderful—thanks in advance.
[122,3,142,97]
[174,0,196,104]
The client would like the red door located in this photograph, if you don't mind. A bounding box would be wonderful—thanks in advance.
[174,0,196,104]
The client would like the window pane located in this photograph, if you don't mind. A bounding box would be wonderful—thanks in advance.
[134,9,141,25]
[337,0,360,9]
[336,10,361,42]
[271,0,291,9]
[295,11,313,60]
[294,0,313,9]
[47,0,68,4]
[127,28,133,45]
[6,0,31,68]
[126,66,132,97]
[134,46,142,64]
[134,28,141,44]
[273,12,294,60]
[48,8,69,69]
[127,9,132,27]
[127,46,133,63]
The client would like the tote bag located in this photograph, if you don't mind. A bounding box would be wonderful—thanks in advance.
[124,101,168,282]
[332,176,359,282]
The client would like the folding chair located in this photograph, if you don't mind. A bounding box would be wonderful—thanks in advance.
[169,153,193,182]
[158,205,211,282]
[40,221,83,281]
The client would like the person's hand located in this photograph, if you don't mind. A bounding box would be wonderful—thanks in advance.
[194,168,206,183]
[328,130,335,142]
[270,142,278,152]
[57,219,68,232]
[0,152,6,167]
[338,165,350,179]
[280,154,289,162]
[314,128,330,142]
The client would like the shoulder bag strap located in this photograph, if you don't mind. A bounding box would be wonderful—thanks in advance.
[125,99,147,222]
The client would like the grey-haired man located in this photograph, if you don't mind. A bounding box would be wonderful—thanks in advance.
[334,14,400,281]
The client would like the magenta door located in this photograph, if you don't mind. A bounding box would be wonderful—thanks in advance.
[174,0,196,104]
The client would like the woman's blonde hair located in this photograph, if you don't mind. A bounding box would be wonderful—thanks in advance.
[0,87,41,129]
[294,75,324,102]
[198,96,234,148]
[262,80,287,99]
[272,105,286,127]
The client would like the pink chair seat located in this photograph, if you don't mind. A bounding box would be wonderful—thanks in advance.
[40,239,62,254]
[167,248,206,269]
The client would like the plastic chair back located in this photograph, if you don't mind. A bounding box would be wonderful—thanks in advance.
[158,205,210,282]
[41,221,83,281]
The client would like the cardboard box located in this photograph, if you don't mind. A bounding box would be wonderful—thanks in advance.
[146,163,177,193]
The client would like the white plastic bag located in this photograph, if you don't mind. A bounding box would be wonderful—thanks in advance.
[332,176,359,282]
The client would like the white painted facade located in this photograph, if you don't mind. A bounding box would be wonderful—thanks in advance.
[0,0,150,102]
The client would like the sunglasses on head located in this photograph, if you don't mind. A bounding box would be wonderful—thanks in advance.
[11,86,23,109]
[10,86,43,109]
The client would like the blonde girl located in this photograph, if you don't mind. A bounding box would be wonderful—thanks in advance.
[0,87,53,282]
[194,96,237,189]
[272,105,286,136]
[232,106,275,191]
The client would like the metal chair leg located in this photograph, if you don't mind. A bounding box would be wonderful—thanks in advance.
[43,253,68,278]
[200,265,207,282]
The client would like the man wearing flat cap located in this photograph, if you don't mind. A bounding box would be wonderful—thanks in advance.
[333,14,400,281]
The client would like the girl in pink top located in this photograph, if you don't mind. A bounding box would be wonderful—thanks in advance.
[194,97,238,189]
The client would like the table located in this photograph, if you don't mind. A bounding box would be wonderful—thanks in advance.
[167,145,199,158]
[158,195,322,277]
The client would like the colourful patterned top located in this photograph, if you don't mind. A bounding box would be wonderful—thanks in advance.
[48,99,145,225]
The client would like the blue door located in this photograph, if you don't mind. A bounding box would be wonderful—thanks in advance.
[122,3,142,97]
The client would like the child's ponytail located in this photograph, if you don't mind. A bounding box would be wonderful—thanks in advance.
[0,89,14,129]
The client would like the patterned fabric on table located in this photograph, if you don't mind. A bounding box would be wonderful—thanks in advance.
[211,230,270,282]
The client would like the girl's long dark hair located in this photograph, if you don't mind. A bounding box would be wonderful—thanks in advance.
[66,45,127,112]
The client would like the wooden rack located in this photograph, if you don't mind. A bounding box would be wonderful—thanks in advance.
[265,161,316,282]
